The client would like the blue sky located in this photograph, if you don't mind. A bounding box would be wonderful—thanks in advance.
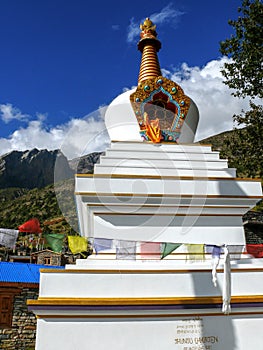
[0,0,249,158]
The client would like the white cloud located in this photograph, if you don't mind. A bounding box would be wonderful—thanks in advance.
[150,3,184,26]
[0,103,29,123]
[0,57,251,159]
[162,57,250,141]
[127,17,140,44]
[0,107,110,160]
[59,107,110,159]
[127,3,184,43]
[0,138,13,156]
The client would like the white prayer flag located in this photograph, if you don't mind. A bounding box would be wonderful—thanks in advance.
[0,228,19,248]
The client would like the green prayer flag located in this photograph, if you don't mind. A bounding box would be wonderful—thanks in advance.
[161,243,181,259]
[43,233,64,253]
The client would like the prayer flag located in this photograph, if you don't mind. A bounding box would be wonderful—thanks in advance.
[161,243,181,259]
[228,245,244,260]
[18,218,42,233]
[116,240,136,260]
[246,244,263,258]
[93,238,113,254]
[185,244,204,261]
[43,233,64,253]
[0,228,19,248]
[205,245,222,258]
[140,242,161,259]
[68,236,88,254]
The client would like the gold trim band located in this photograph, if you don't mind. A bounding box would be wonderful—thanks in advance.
[92,212,241,217]
[75,174,261,182]
[28,295,263,306]
[35,311,263,319]
[37,267,263,274]
[75,192,262,199]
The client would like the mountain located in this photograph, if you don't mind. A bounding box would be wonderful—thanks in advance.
[0,148,73,189]
[0,148,103,233]
[68,152,103,174]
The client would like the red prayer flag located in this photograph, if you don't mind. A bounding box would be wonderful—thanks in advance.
[140,242,161,259]
[18,218,42,233]
[246,244,263,258]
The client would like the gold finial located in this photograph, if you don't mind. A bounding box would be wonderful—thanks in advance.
[140,17,157,39]
[140,18,156,32]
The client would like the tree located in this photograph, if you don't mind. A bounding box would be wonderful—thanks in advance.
[221,102,262,178]
[220,0,263,99]
[219,0,263,179]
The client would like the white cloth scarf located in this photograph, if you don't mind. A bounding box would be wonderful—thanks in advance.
[222,246,231,314]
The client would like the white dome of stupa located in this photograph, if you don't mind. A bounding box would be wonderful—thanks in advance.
[105,88,199,143]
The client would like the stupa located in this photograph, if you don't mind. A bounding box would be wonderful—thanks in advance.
[28,18,263,350]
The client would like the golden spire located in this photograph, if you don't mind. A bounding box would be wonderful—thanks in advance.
[130,18,192,144]
[137,18,162,84]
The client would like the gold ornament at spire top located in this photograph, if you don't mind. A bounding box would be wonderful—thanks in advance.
[137,17,161,82]
[140,17,155,30]
[140,18,157,38]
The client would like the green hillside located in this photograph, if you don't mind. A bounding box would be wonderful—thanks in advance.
[201,128,262,180]
[201,129,262,211]
[0,180,76,234]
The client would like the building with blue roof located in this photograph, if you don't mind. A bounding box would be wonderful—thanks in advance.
[0,261,64,284]
[0,262,64,348]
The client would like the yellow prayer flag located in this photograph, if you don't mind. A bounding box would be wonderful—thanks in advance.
[68,236,88,254]
[185,244,204,261]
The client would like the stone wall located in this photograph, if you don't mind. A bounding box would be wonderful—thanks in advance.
[33,250,62,266]
[0,286,38,350]
[244,210,263,243]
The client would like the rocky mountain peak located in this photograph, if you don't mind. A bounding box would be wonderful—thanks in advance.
[0,149,73,189]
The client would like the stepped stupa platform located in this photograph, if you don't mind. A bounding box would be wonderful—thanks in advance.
[28,17,263,350]
[75,141,260,246]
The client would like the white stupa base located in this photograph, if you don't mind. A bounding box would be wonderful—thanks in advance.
[35,313,263,350]
[29,141,262,349]
[29,258,263,350]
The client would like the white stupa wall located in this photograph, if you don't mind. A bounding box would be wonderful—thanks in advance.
[75,140,262,246]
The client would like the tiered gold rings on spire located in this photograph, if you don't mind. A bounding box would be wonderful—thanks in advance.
[137,18,162,83]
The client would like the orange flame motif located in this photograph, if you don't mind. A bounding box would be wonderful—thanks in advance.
[143,112,162,143]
